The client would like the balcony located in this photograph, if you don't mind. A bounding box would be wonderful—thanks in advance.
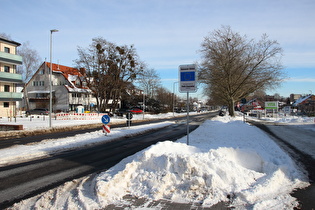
[0,92,22,101]
[0,71,23,83]
[0,51,23,65]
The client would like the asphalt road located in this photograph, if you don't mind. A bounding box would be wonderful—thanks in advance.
[248,120,315,210]
[0,112,218,208]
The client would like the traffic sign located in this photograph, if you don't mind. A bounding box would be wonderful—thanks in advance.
[102,124,110,133]
[101,114,110,124]
[126,112,133,119]
[179,64,197,93]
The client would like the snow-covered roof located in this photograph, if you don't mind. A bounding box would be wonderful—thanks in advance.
[68,74,78,81]
[27,90,54,94]
[65,85,91,93]
[45,62,91,93]
[292,95,312,106]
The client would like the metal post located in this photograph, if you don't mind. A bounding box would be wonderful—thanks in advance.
[143,90,145,119]
[49,29,58,128]
[186,91,189,145]
[173,82,178,117]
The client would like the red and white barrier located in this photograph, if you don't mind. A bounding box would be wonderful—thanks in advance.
[55,113,103,120]
[102,124,110,134]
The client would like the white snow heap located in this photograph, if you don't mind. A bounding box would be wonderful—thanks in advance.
[94,116,309,208]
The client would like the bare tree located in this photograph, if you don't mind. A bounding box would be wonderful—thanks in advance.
[75,37,144,112]
[199,26,285,116]
[137,67,161,98]
[17,41,42,82]
[0,33,11,39]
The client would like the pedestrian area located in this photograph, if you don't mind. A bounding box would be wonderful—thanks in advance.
[104,195,229,210]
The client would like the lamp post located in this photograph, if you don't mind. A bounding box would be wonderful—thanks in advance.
[49,29,58,128]
[142,90,145,119]
[173,81,178,116]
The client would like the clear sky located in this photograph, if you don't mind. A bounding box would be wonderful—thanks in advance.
[1,0,314,99]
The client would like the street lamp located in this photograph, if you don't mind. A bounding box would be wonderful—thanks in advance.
[49,29,58,128]
[142,90,145,119]
[173,81,178,116]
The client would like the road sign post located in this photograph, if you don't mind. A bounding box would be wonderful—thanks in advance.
[126,112,133,128]
[179,64,197,145]
[101,114,111,135]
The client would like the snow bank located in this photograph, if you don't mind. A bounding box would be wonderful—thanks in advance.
[94,115,309,209]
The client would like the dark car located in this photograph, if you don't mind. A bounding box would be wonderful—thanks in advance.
[115,108,129,117]
[25,108,49,115]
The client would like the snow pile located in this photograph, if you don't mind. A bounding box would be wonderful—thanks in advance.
[271,116,315,124]
[93,115,309,209]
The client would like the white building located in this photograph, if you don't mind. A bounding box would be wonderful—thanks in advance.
[23,62,96,113]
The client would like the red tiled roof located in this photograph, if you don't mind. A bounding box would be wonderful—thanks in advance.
[45,62,83,80]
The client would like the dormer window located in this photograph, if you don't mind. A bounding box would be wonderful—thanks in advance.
[4,47,10,53]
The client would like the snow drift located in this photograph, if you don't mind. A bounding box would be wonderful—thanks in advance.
[94,116,309,209]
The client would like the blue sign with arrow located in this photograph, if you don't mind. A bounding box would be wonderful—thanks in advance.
[101,115,110,124]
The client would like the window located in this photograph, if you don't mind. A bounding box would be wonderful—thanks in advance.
[33,81,45,86]
[39,69,45,74]
[3,102,9,108]
[4,85,10,92]
[4,66,10,73]
[35,93,48,98]
[4,47,10,53]
[72,93,82,98]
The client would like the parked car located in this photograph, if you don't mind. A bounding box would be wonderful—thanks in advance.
[115,108,129,117]
[128,108,143,113]
[25,108,49,115]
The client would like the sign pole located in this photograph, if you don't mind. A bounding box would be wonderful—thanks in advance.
[179,64,197,146]
[101,114,111,136]
[186,91,189,145]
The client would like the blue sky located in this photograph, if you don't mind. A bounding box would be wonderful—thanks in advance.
[1,0,315,99]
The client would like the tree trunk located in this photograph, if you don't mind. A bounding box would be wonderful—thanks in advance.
[228,98,235,117]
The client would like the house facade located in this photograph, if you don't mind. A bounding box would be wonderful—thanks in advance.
[292,94,315,116]
[0,37,23,118]
[23,62,96,113]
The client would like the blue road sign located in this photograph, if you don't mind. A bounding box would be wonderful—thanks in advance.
[180,71,195,81]
[179,64,197,93]
[101,115,110,124]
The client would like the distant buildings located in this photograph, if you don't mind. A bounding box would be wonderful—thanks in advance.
[292,94,315,116]
[290,94,302,103]
[0,37,23,118]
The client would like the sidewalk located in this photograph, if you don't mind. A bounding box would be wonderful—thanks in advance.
[104,195,229,210]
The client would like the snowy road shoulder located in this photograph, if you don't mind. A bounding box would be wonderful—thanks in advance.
[0,122,174,166]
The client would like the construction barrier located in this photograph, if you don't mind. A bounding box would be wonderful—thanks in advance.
[55,113,103,120]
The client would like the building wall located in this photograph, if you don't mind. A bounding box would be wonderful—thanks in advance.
[0,38,22,117]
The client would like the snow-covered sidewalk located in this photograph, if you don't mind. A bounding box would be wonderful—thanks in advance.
[5,113,311,209]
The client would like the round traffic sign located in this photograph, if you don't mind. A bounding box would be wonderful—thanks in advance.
[101,115,110,124]
[126,112,133,119]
